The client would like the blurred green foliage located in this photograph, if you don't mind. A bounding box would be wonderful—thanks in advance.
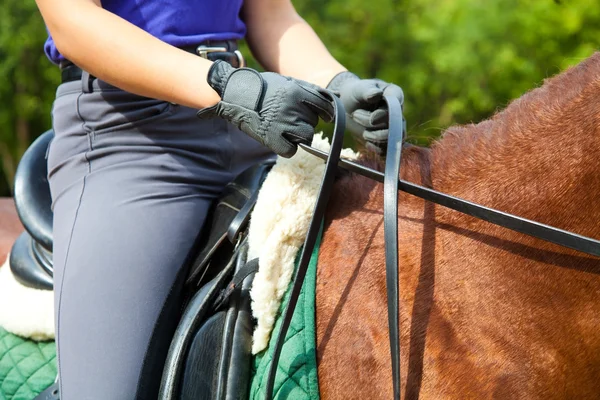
[0,0,59,195]
[291,0,599,144]
[0,0,598,196]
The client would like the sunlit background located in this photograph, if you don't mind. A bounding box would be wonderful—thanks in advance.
[0,0,598,196]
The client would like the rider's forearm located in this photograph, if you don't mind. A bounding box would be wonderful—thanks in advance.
[35,0,220,109]
[243,0,347,88]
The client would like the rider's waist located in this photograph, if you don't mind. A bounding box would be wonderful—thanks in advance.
[59,40,245,84]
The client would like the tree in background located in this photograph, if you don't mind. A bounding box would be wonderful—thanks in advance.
[0,0,599,196]
[0,0,59,195]
[296,0,599,144]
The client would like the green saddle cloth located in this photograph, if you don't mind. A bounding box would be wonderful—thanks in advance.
[249,227,322,400]
[0,327,57,400]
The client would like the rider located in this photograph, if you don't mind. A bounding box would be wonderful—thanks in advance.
[35,0,403,398]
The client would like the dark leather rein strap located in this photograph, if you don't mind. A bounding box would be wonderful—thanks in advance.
[382,95,404,400]
[264,95,346,399]
[300,141,600,259]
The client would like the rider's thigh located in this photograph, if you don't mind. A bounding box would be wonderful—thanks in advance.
[47,78,272,399]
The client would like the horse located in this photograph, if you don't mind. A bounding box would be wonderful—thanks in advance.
[315,52,600,399]
[0,198,23,265]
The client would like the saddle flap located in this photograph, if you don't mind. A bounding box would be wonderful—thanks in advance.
[185,160,273,289]
[160,239,255,400]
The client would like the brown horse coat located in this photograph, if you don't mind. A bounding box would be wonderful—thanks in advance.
[0,198,22,266]
[316,53,600,399]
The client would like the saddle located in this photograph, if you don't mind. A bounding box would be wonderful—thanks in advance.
[11,129,275,399]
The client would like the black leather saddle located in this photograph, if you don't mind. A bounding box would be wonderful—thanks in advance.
[14,129,275,400]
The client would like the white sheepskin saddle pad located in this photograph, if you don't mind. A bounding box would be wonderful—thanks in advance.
[0,258,54,341]
[247,134,358,353]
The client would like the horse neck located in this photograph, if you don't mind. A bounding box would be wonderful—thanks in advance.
[316,54,600,399]
[428,53,600,238]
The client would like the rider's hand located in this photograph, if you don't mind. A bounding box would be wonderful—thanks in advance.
[197,60,334,158]
[327,71,404,154]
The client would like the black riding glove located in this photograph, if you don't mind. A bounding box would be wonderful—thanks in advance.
[197,60,335,158]
[327,71,404,154]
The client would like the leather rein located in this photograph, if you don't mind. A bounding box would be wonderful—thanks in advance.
[264,95,600,400]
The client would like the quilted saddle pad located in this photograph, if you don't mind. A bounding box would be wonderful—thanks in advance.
[249,226,322,400]
[0,327,56,400]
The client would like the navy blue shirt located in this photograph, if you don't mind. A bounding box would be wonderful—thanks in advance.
[44,0,246,64]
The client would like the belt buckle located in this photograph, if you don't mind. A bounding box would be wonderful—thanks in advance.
[233,50,246,68]
[195,45,227,58]
[195,45,246,68]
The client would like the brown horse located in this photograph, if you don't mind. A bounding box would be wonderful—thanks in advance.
[0,198,23,266]
[316,53,600,399]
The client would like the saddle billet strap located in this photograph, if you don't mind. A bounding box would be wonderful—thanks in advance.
[212,258,259,310]
[227,188,262,244]
[263,95,345,399]
[215,241,253,399]
[299,147,600,258]
[383,95,404,400]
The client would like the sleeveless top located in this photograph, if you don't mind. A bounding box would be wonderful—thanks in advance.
[44,0,246,64]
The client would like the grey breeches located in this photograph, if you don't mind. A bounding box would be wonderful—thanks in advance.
[48,74,273,399]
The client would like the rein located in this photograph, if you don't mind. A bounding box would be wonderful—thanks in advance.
[300,129,600,259]
[264,95,346,399]
[265,94,600,399]
[382,96,403,400]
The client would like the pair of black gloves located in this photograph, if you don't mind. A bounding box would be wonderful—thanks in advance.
[197,60,403,158]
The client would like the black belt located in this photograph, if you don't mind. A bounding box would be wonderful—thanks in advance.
[60,40,245,83]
